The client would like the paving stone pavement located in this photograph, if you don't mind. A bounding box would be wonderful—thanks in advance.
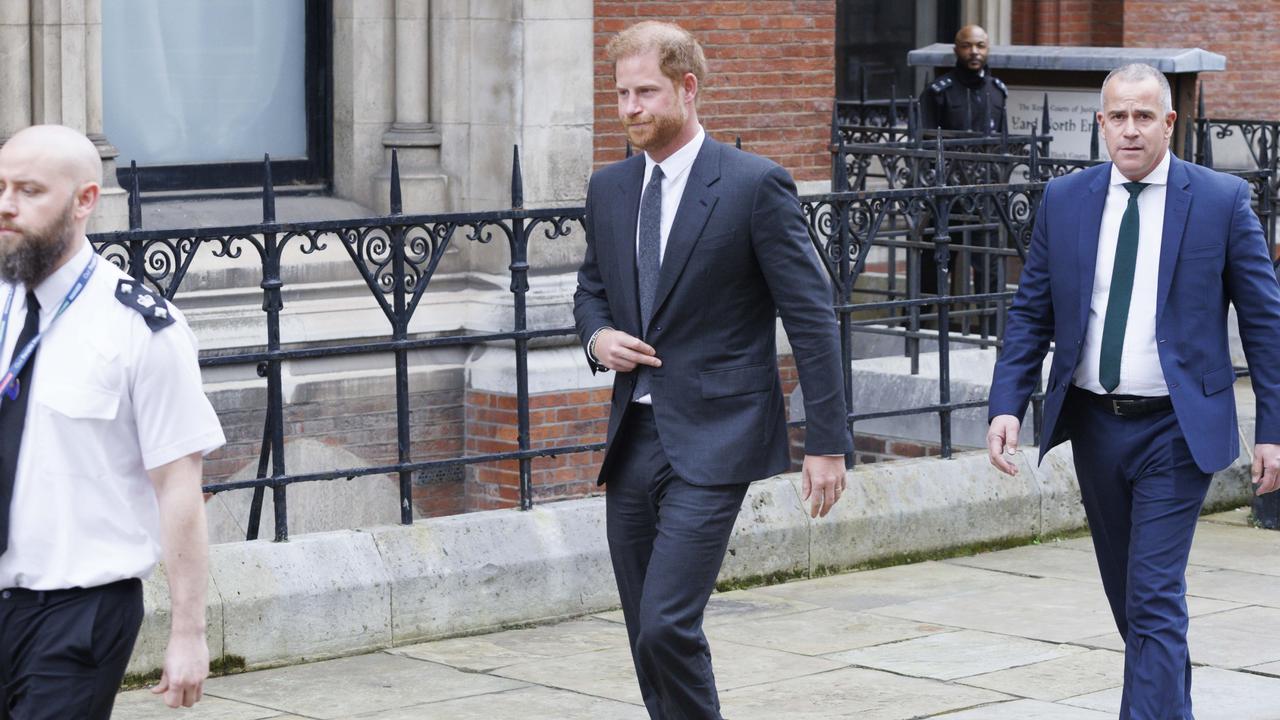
[114,509,1280,719]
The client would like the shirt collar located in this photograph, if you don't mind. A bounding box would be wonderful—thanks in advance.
[645,125,706,183]
[1109,149,1171,187]
[31,237,93,313]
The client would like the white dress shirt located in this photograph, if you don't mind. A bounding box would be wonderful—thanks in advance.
[0,239,225,590]
[1073,150,1171,396]
[633,126,707,404]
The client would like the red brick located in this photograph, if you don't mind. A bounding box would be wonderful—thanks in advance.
[593,1,835,181]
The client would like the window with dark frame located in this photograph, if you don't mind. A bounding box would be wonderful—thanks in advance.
[836,0,961,100]
[103,0,331,195]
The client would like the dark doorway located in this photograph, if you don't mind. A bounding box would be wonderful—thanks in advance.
[837,0,962,100]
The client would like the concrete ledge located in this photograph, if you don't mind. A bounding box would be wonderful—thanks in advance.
[805,452,1044,572]
[721,477,811,582]
[186,531,392,671]
[129,442,1257,674]
[369,497,616,643]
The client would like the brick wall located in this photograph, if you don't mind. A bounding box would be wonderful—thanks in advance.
[1012,0,1279,120]
[593,0,836,182]
[1122,0,1280,120]
[854,434,943,465]
[780,352,809,471]
[204,359,934,522]
[1012,0,1124,46]
[465,388,610,511]
[202,384,467,519]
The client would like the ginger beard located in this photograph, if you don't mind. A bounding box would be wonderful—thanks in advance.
[622,81,688,153]
[0,194,77,286]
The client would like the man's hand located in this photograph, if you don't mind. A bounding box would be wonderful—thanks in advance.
[151,631,208,708]
[1252,443,1280,495]
[148,452,210,708]
[593,329,661,372]
[987,414,1021,476]
[802,454,847,518]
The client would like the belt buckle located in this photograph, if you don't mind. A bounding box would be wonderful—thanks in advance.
[1111,398,1124,416]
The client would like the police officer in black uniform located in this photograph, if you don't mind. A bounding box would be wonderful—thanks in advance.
[918,24,1007,317]
[920,24,1007,136]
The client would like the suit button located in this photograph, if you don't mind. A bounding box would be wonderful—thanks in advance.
[1158,338,1166,343]
[1170,383,1179,389]
[654,325,661,331]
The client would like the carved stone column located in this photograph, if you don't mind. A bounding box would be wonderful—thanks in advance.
[84,0,126,231]
[962,0,1012,44]
[29,0,126,231]
[374,0,449,215]
[0,2,32,140]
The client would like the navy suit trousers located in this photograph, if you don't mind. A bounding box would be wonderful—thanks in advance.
[0,578,144,720]
[1067,388,1211,720]
[605,405,748,720]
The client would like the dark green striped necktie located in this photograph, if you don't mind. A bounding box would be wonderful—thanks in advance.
[1098,181,1149,392]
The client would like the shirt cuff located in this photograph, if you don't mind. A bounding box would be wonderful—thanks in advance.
[587,326,613,366]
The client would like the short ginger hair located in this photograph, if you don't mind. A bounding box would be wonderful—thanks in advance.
[606,21,707,89]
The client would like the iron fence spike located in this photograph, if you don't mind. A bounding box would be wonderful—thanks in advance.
[389,149,402,215]
[511,145,524,209]
[262,153,275,224]
[128,160,142,230]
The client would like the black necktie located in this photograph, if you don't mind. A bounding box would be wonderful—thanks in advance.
[0,291,40,555]
[1098,182,1149,392]
[633,166,663,401]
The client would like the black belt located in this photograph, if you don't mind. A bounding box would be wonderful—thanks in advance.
[0,578,138,605]
[1071,386,1173,417]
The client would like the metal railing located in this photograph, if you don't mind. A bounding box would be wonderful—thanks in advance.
[88,146,1049,541]
[88,99,1275,541]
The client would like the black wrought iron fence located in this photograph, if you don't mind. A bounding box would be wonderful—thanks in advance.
[88,105,1274,542]
[93,152,592,540]
[834,95,1277,370]
[86,143,1056,541]
[1192,109,1280,254]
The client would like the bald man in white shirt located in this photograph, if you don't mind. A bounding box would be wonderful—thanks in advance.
[0,125,225,718]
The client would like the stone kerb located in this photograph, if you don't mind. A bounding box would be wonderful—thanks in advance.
[370,498,617,644]
[126,440,1265,676]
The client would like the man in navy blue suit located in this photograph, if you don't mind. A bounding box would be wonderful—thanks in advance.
[574,21,852,720]
[987,63,1280,718]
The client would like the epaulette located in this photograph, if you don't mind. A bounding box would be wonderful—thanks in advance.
[115,279,175,331]
[992,77,1008,97]
[929,76,953,94]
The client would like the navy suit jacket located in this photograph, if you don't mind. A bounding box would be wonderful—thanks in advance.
[573,138,852,486]
[989,154,1280,473]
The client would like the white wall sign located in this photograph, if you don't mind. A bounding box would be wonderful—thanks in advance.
[1006,86,1108,161]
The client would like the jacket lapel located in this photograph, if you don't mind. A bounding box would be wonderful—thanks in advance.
[650,139,721,320]
[1076,165,1110,340]
[612,156,645,333]
[1156,156,1192,322]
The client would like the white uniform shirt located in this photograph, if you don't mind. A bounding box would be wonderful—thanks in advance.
[1073,151,1171,396]
[633,126,706,405]
[0,239,225,590]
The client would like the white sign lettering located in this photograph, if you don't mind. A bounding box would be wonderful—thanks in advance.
[1006,86,1108,161]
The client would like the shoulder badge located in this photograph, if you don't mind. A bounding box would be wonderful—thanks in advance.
[929,76,953,94]
[992,77,1008,97]
[115,279,175,331]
